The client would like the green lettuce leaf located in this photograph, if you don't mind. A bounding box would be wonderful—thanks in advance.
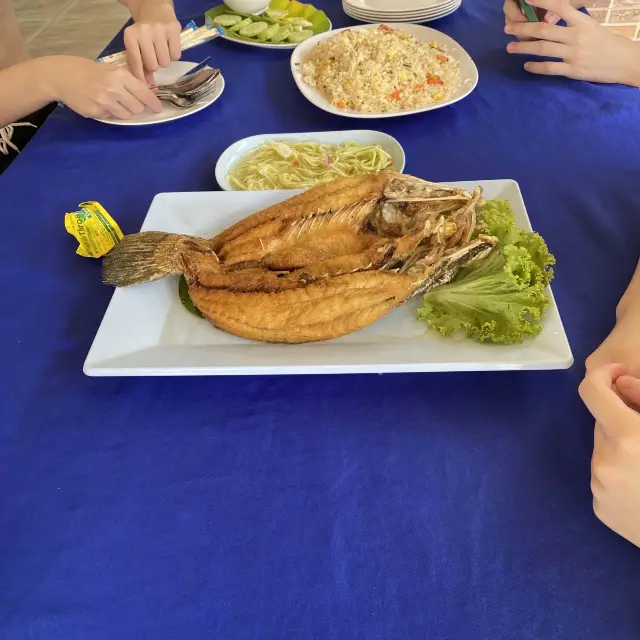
[417,199,555,344]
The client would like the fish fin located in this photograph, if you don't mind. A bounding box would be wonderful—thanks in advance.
[102,231,216,287]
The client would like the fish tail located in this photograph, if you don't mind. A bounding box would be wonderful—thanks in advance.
[102,231,215,287]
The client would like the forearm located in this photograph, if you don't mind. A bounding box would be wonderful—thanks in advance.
[118,0,174,22]
[0,59,55,127]
[617,258,640,318]
[622,42,640,88]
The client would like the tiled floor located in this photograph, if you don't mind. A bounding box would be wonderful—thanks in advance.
[14,0,129,59]
[12,0,640,60]
[586,0,640,38]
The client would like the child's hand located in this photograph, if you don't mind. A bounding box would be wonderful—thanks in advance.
[124,1,181,84]
[580,365,640,548]
[503,0,586,36]
[45,56,162,119]
[505,0,640,86]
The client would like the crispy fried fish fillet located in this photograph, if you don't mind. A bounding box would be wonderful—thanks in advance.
[102,174,496,343]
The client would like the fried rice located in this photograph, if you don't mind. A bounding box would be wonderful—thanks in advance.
[301,25,461,113]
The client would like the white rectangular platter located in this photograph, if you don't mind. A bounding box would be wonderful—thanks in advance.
[84,180,573,376]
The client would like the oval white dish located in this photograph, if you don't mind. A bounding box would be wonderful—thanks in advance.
[215,129,406,191]
[290,23,478,120]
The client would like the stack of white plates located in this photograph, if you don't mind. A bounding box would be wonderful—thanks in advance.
[343,0,462,23]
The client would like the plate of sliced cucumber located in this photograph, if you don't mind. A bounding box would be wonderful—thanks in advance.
[205,0,332,49]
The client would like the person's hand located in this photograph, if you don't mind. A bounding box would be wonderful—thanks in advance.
[580,364,640,548]
[43,56,162,119]
[503,0,585,34]
[505,0,640,86]
[586,300,640,372]
[124,1,181,84]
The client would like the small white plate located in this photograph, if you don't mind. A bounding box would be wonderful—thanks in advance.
[94,61,225,126]
[218,18,332,50]
[290,24,478,120]
[215,130,406,190]
[84,180,573,377]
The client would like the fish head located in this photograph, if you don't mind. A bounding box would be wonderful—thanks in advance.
[367,175,474,238]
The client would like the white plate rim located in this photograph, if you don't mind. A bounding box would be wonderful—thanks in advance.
[218,17,333,50]
[346,0,447,10]
[290,23,478,120]
[93,62,225,126]
[344,4,461,23]
[84,180,574,376]
[214,129,407,190]
[343,0,460,16]
[344,6,461,21]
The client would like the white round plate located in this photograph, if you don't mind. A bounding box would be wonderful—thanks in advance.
[290,23,478,120]
[215,129,406,190]
[344,3,461,23]
[94,61,225,126]
[343,0,458,16]
[344,2,460,20]
[348,0,443,9]
[219,18,332,50]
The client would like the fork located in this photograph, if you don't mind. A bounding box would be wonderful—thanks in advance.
[157,81,219,108]
[151,67,219,95]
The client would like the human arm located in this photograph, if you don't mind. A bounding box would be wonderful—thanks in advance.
[586,259,640,372]
[579,364,640,548]
[119,0,181,82]
[0,56,162,127]
[505,0,640,86]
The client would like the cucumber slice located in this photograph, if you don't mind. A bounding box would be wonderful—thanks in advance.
[269,0,290,8]
[270,24,293,42]
[259,23,280,41]
[229,17,253,33]
[293,25,303,32]
[213,14,243,27]
[239,21,269,37]
[288,29,313,43]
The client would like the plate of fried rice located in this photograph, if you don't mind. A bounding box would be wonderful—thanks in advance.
[291,24,478,118]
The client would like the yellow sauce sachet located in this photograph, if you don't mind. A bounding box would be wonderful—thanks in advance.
[65,201,123,258]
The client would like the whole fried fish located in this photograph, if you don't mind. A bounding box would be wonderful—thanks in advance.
[103,173,497,343]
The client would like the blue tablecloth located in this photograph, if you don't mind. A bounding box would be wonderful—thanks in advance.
[2,0,640,637]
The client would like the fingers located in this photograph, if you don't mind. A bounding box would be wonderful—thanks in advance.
[124,23,181,83]
[167,22,182,61]
[544,11,562,23]
[507,40,569,58]
[524,0,590,25]
[138,30,161,74]
[123,73,163,113]
[504,0,526,22]
[579,365,636,436]
[105,100,135,120]
[616,376,640,410]
[113,89,146,116]
[124,29,145,82]
[505,21,573,43]
[524,60,574,76]
[153,32,172,69]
